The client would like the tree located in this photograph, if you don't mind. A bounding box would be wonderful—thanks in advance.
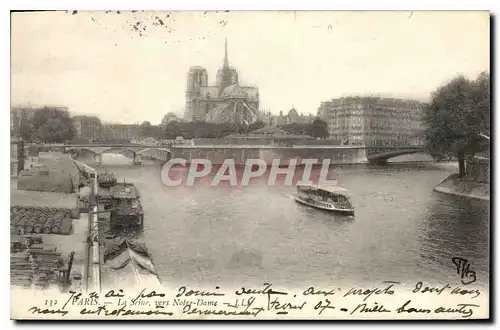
[140,121,151,136]
[247,120,265,132]
[139,121,162,138]
[279,123,312,136]
[19,118,34,141]
[162,121,240,139]
[424,72,490,176]
[32,107,75,143]
[162,120,182,139]
[311,119,329,139]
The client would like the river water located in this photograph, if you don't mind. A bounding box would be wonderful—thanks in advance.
[92,154,489,290]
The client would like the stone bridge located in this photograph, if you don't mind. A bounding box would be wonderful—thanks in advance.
[64,144,172,164]
[28,143,427,165]
[365,146,426,162]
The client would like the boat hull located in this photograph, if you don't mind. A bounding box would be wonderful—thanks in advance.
[294,196,354,215]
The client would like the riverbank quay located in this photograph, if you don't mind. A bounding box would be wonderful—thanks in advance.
[10,179,88,291]
[10,151,98,292]
[433,173,489,201]
[11,151,162,293]
[433,151,489,201]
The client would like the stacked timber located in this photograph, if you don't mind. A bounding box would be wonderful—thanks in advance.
[11,240,25,253]
[11,235,44,251]
[10,239,65,289]
[11,252,34,288]
[10,206,73,235]
[29,236,44,245]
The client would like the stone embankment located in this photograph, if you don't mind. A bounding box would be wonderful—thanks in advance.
[433,173,489,201]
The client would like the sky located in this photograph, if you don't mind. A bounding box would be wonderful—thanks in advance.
[11,11,490,124]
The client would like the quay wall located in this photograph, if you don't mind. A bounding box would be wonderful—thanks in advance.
[170,146,368,165]
[192,138,344,146]
[433,157,490,201]
[433,174,489,201]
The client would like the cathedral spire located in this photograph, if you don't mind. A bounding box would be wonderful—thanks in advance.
[223,37,229,69]
[219,37,233,96]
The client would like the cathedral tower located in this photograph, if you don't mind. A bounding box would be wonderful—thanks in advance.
[185,66,208,121]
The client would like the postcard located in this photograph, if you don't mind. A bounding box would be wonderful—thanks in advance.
[10,10,490,320]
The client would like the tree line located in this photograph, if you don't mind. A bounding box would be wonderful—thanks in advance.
[16,107,76,143]
[161,119,329,139]
[14,110,329,142]
[424,71,490,176]
[160,120,266,139]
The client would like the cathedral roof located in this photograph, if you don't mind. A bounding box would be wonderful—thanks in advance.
[220,84,248,99]
[198,85,258,101]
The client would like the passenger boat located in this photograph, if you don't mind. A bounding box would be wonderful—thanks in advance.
[294,184,354,215]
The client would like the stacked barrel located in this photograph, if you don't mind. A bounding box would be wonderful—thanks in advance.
[33,210,44,234]
[10,206,73,235]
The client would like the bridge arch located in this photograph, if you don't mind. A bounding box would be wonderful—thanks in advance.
[64,145,173,164]
[66,147,99,157]
[100,147,139,156]
[367,147,426,162]
[136,147,172,155]
[136,147,172,162]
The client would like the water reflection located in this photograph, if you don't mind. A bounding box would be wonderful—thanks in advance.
[295,203,355,228]
[418,195,489,287]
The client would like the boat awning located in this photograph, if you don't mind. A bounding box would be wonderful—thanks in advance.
[297,184,349,195]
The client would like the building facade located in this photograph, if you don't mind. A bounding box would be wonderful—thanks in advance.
[317,97,426,146]
[102,124,140,141]
[184,39,261,125]
[270,108,315,127]
[72,115,102,141]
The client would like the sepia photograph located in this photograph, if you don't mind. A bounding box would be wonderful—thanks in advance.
[9,9,490,320]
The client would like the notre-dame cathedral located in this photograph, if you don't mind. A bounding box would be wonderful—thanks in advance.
[184,39,261,125]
